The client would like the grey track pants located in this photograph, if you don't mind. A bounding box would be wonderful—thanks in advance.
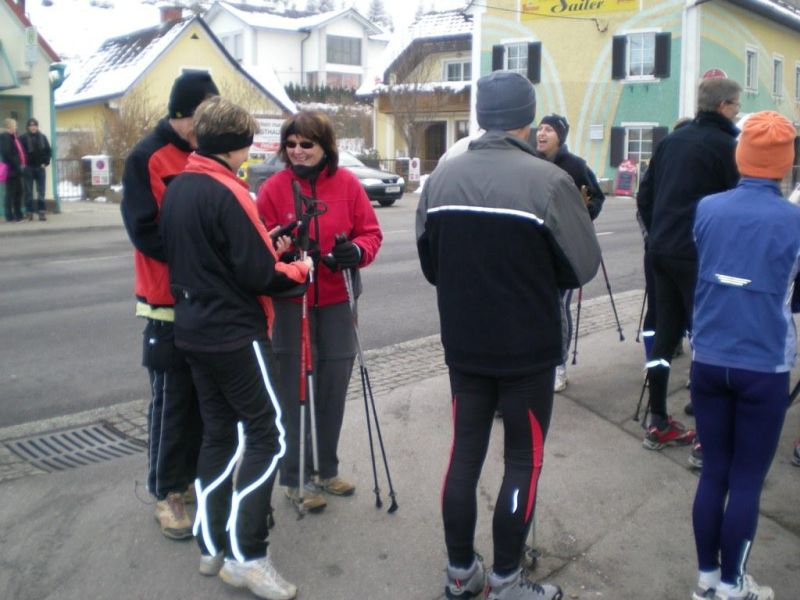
[271,300,356,487]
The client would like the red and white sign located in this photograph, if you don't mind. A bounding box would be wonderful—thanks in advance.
[90,155,110,186]
[702,68,727,80]
[252,116,284,155]
[409,157,420,182]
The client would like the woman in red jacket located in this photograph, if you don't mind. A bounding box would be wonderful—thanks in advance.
[257,111,383,513]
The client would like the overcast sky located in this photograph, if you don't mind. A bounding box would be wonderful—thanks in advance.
[25,0,469,61]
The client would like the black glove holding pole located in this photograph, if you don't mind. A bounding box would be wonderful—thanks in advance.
[324,233,360,271]
[331,235,361,269]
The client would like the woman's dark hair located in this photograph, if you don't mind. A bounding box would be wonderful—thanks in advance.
[278,111,339,175]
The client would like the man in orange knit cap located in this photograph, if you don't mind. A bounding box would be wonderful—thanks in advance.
[689,111,798,600]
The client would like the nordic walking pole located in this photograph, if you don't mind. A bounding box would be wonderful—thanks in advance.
[291,181,322,514]
[337,256,398,513]
[790,379,800,403]
[571,287,583,365]
[633,372,648,422]
[599,255,624,341]
[635,290,647,343]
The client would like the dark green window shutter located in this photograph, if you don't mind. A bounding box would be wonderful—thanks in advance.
[654,33,671,79]
[527,42,541,83]
[612,36,627,80]
[492,45,505,71]
[652,126,669,151]
[610,127,625,166]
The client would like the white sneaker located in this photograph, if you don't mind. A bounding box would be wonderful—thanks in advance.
[219,554,297,599]
[198,551,224,576]
[554,365,567,393]
[714,575,773,600]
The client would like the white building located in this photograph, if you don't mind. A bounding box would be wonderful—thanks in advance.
[204,1,389,89]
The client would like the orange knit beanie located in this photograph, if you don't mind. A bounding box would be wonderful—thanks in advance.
[735,111,796,180]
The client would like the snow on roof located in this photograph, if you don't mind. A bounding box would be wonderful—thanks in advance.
[357,9,473,96]
[24,0,161,61]
[369,81,471,95]
[242,62,296,114]
[56,18,190,108]
[722,0,800,30]
[215,2,382,35]
[55,16,295,114]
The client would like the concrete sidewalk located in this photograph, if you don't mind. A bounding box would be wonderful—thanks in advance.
[0,299,798,600]
[0,200,122,236]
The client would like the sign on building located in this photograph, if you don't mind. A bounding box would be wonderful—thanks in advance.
[90,155,110,186]
[409,157,421,182]
[252,116,284,157]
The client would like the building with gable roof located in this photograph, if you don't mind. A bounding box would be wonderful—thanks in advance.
[1,0,61,216]
[474,0,800,187]
[358,9,474,165]
[55,12,295,159]
[204,1,389,90]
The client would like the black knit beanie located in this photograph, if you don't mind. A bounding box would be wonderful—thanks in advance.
[538,114,569,146]
[168,72,220,119]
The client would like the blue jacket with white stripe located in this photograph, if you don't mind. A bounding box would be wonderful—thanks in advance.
[416,131,601,376]
[692,178,800,373]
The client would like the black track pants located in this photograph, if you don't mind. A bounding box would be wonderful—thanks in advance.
[187,340,284,561]
[646,254,697,420]
[142,319,201,500]
[442,366,554,575]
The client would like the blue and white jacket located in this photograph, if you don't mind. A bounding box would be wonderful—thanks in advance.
[692,178,800,373]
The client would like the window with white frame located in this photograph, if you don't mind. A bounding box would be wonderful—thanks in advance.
[796,63,800,101]
[772,55,783,97]
[745,47,758,91]
[627,32,656,78]
[326,35,361,66]
[222,33,243,62]
[626,126,655,166]
[505,43,528,75]
[444,60,471,82]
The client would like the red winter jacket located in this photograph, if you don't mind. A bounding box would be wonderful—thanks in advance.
[256,165,382,307]
[121,119,192,308]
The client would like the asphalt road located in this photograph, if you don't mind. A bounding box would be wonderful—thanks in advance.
[0,194,642,428]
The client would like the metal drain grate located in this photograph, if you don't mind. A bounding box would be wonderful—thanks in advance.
[4,422,146,473]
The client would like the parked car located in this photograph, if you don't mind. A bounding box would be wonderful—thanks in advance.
[247,150,405,207]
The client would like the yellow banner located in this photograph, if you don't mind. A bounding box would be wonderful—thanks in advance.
[521,0,638,19]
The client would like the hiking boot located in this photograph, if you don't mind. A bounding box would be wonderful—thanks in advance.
[219,553,298,600]
[714,575,773,600]
[320,476,355,496]
[154,491,193,540]
[688,442,703,470]
[486,569,563,600]
[554,365,567,393]
[199,551,224,576]
[38,211,46,221]
[792,438,800,467]
[25,212,34,222]
[284,483,326,513]
[643,417,695,451]
[445,555,485,598]
[184,482,196,505]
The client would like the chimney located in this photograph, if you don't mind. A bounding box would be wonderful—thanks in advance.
[160,5,183,23]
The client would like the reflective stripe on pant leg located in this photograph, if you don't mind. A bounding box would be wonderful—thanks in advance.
[226,341,287,563]
[193,423,245,557]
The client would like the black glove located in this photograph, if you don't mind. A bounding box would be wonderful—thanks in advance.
[331,238,361,269]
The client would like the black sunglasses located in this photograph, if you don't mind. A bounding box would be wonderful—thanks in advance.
[285,140,317,149]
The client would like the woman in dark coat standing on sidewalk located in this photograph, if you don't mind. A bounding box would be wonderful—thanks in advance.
[0,118,26,222]
[533,114,605,393]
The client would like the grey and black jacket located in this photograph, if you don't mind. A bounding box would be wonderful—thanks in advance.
[416,131,601,376]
